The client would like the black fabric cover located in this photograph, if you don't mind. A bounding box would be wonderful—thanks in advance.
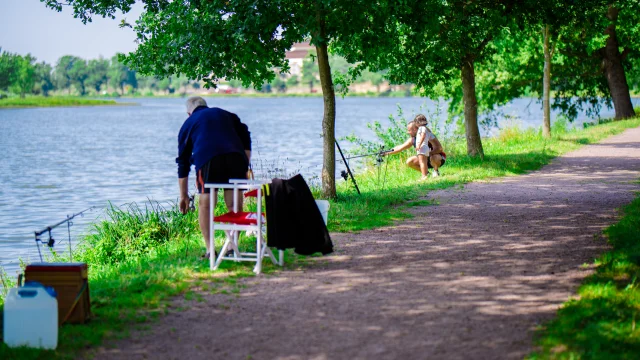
[264,174,333,255]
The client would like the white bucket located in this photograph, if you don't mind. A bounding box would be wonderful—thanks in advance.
[315,200,330,225]
[3,286,58,350]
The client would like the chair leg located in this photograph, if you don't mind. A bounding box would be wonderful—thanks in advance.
[232,230,241,260]
[264,244,278,265]
[253,231,263,274]
[214,238,231,270]
[279,250,284,267]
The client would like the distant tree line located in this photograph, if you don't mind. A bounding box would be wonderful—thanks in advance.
[0,48,391,98]
[0,51,203,97]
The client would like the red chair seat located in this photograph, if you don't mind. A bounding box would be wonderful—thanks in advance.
[214,211,265,225]
[244,189,258,198]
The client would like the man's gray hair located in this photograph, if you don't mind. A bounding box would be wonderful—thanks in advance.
[186,96,207,114]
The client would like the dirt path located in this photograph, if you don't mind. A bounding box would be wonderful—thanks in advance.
[93,127,640,360]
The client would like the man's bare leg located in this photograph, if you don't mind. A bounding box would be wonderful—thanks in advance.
[223,189,243,213]
[430,154,443,176]
[405,156,421,172]
[198,190,215,255]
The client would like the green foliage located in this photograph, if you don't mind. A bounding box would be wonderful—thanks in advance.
[333,0,548,157]
[0,97,117,108]
[492,0,640,121]
[343,102,449,156]
[269,75,287,93]
[10,54,37,98]
[529,195,640,359]
[302,53,319,93]
[342,104,414,156]
[54,55,80,94]
[0,50,39,98]
[34,62,54,96]
[0,48,20,91]
[0,267,16,307]
[551,115,570,135]
[68,58,89,96]
[86,57,109,93]
[77,201,199,266]
[109,55,136,95]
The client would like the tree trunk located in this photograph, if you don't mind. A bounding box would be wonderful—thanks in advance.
[316,43,337,199]
[461,58,484,158]
[602,6,635,119]
[543,25,552,138]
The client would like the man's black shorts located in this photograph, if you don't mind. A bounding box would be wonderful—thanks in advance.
[197,153,248,193]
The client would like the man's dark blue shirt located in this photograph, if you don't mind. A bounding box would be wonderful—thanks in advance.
[176,106,251,178]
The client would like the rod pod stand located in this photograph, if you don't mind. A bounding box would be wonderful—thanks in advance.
[335,140,361,195]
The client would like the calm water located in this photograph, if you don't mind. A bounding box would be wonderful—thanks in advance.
[0,96,636,276]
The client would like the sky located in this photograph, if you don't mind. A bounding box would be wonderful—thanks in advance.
[0,0,143,65]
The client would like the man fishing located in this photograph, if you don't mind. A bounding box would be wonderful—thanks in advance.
[176,96,252,260]
[383,114,446,180]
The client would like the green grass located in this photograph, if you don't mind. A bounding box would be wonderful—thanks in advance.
[1,113,639,359]
[327,116,640,232]
[0,200,284,359]
[0,96,119,108]
[527,194,640,360]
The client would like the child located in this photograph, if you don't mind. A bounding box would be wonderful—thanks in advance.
[383,114,446,180]
[413,114,437,180]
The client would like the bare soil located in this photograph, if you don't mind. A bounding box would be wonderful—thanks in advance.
[92,127,640,360]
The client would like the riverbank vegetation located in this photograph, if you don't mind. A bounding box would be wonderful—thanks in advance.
[0,49,400,99]
[1,107,639,359]
[0,96,117,108]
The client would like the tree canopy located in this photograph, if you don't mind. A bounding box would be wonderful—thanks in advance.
[35,0,640,191]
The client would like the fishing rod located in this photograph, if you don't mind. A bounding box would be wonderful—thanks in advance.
[335,141,394,195]
[335,140,361,195]
[34,206,95,262]
[343,149,392,161]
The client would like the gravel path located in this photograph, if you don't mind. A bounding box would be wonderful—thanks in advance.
[93,126,640,360]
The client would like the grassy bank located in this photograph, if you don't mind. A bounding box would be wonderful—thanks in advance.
[328,114,640,232]
[1,112,639,359]
[0,97,120,109]
[528,194,640,359]
[0,202,273,359]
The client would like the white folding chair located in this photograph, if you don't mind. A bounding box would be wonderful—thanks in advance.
[205,180,283,274]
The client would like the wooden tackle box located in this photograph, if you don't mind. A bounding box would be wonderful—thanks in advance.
[24,263,92,325]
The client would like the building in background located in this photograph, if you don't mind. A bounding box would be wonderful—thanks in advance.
[285,42,313,77]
